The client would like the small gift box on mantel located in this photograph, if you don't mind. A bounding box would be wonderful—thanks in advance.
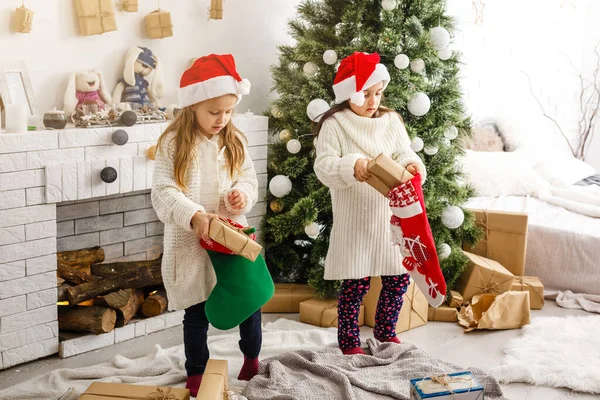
[74,0,117,36]
[117,0,138,12]
[79,382,190,400]
[13,3,34,33]
[410,371,484,400]
[145,6,173,39]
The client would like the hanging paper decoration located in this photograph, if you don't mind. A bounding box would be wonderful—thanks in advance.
[13,1,33,33]
[74,0,117,36]
[145,1,173,39]
[209,0,223,20]
[117,0,139,12]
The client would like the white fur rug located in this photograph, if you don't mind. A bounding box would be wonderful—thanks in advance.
[0,319,339,400]
[493,315,600,393]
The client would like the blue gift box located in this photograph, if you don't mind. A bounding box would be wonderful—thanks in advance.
[410,371,484,400]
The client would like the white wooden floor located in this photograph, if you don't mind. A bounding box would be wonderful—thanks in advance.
[0,301,595,399]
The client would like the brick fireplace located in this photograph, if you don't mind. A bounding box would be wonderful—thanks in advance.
[0,114,268,369]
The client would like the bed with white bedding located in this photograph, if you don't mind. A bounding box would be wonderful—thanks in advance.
[465,195,600,295]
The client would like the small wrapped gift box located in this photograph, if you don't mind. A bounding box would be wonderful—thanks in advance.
[262,283,314,313]
[145,9,173,39]
[458,291,531,332]
[363,277,428,333]
[428,304,458,322]
[197,359,228,400]
[454,251,515,302]
[463,208,528,276]
[299,298,365,328]
[511,276,544,310]
[410,371,484,400]
[366,153,413,196]
[200,217,262,261]
[117,0,138,12]
[448,290,463,307]
[13,6,33,33]
[79,382,190,400]
[74,0,117,36]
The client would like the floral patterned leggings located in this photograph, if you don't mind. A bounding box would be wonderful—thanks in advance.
[338,274,410,351]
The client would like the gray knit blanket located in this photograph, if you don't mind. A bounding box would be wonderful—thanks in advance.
[244,339,506,400]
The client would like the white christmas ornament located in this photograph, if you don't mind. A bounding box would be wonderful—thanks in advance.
[441,206,465,229]
[394,54,410,69]
[303,62,318,76]
[323,50,338,65]
[444,125,458,140]
[438,47,452,61]
[269,175,293,198]
[279,129,293,141]
[382,0,397,11]
[407,92,431,116]
[429,26,450,50]
[410,137,424,152]
[307,99,330,122]
[271,106,283,119]
[410,58,425,74]
[424,145,439,155]
[304,222,321,238]
[286,139,301,154]
[438,243,451,260]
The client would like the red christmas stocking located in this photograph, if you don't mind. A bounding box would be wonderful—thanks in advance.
[388,174,446,307]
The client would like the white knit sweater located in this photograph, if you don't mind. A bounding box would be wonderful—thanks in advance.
[151,131,258,311]
[314,109,426,280]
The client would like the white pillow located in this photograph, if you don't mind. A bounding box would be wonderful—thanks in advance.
[459,150,550,197]
[530,154,596,187]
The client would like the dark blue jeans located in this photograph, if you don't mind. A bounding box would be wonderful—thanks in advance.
[183,301,262,376]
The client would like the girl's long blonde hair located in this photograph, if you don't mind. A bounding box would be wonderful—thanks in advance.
[156,107,247,191]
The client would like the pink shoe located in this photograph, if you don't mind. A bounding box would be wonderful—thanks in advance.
[237,356,259,381]
[341,347,366,355]
[185,374,203,397]
[376,336,401,344]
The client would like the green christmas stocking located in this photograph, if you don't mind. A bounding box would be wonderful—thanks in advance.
[204,250,275,331]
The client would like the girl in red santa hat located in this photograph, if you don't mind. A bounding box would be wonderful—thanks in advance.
[314,52,427,355]
[151,54,260,395]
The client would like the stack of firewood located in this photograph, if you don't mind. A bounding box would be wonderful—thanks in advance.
[57,246,168,335]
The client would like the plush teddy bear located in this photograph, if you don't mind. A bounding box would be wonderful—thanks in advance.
[63,70,112,118]
[112,46,164,109]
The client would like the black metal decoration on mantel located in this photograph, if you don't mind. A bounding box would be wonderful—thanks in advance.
[100,167,118,183]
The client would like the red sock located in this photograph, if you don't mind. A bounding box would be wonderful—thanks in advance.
[186,374,203,397]
[376,336,401,344]
[341,347,366,355]
[237,356,259,381]
[388,174,446,306]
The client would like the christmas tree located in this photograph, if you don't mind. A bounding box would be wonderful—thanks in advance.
[262,0,480,298]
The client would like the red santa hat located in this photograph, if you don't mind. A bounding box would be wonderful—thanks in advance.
[178,54,251,108]
[333,52,390,107]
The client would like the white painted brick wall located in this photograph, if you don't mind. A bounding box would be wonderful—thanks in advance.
[57,232,99,252]
[134,320,146,337]
[165,310,185,328]
[100,225,146,246]
[0,153,27,173]
[75,214,123,234]
[0,271,57,300]
[0,189,26,211]
[145,221,164,237]
[2,337,59,368]
[25,220,57,241]
[0,237,56,264]
[57,202,99,222]
[59,331,114,358]
[57,220,74,238]
[99,194,147,214]
[26,254,57,275]
[27,288,58,310]
[124,236,163,256]
[0,204,56,229]
[26,186,46,206]
[114,324,136,344]
[102,243,124,260]
[145,314,166,334]
[0,296,26,317]
[0,261,25,282]
[0,132,58,155]
[0,304,57,334]
[0,225,25,246]
[0,321,58,352]
[124,208,159,226]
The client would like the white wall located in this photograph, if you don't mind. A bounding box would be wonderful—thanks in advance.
[447,0,600,168]
[0,0,301,116]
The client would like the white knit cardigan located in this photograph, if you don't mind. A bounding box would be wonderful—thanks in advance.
[151,131,258,311]
[314,109,426,280]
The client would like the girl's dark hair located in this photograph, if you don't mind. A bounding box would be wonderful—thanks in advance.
[313,99,401,137]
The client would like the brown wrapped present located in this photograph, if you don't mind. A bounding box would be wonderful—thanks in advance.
[117,0,138,12]
[145,9,173,39]
[428,304,458,322]
[13,6,33,33]
[209,0,223,19]
[363,277,428,333]
[197,359,228,400]
[74,0,117,36]
[511,276,544,310]
[455,251,515,302]
[80,382,190,399]
[206,218,262,261]
[458,291,530,332]
[299,298,365,328]
[262,283,314,313]
[464,209,528,276]
[448,290,463,307]
[366,153,414,196]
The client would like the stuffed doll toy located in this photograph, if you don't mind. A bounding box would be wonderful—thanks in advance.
[200,218,275,330]
[112,46,164,108]
[63,70,112,118]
